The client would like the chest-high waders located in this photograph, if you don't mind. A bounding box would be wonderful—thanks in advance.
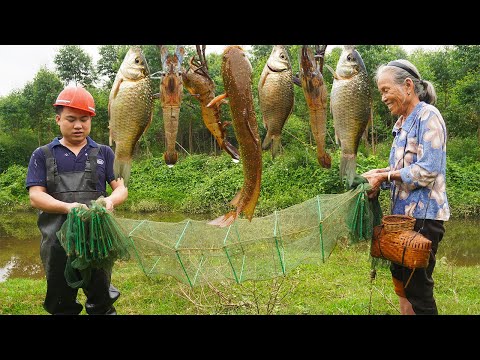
[38,145,120,315]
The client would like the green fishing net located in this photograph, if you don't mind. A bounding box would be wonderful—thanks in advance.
[57,183,384,289]
[57,198,134,288]
[111,182,383,287]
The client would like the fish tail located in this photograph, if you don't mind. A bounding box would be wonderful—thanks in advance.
[271,137,282,159]
[207,211,237,228]
[114,159,132,186]
[340,153,357,188]
[164,151,178,166]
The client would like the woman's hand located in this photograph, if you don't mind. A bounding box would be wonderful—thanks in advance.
[362,170,388,199]
[362,167,389,177]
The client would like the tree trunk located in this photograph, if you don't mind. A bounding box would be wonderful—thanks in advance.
[189,119,193,154]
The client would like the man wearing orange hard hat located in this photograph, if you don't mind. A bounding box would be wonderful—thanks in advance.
[25,85,128,315]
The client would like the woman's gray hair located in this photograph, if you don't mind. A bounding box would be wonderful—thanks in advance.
[375,59,437,105]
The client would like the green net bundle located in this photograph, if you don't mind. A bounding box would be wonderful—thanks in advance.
[57,199,134,288]
[114,183,383,287]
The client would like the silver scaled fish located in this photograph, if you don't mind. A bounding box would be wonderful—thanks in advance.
[108,46,154,186]
[258,45,294,158]
[327,45,372,187]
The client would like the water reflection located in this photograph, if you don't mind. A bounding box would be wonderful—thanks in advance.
[1,211,479,282]
[0,210,211,282]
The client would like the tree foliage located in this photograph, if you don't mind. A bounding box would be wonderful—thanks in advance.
[22,67,63,146]
[54,45,96,87]
[96,45,129,89]
[0,44,478,169]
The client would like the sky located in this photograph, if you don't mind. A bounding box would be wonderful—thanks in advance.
[0,45,444,98]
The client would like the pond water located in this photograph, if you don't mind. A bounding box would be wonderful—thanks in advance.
[1,211,479,282]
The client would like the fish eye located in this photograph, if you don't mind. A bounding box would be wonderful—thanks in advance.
[135,57,140,64]
[280,53,285,59]
[347,54,353,61]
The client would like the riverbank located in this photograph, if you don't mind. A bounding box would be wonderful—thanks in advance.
[1,241,478,315]
[1,141,479,219]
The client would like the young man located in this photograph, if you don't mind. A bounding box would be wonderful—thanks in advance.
[26,85,128,315]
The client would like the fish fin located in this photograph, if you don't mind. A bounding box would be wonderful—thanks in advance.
[324,64,339,79]
[292,75,302,87]
[164,151,178,166]
[259,70,269,88]
[109,77,123,108]
[207,212,237,228]
[262,133,272,150]
[206,93,228,108]
[230,190,243,207]
[340,153,357,188]
[114,158,132,187]
[109,127,113,147]
[223,140,240,162]
[271,136,282,159]
[108,76,122,143]
[143,112,154,136]
[262,115,268,132]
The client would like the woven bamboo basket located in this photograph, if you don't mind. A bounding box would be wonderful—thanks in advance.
[382,215,416,233]
[371,225,432,269]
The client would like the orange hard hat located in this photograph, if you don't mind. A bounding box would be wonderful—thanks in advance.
[53,85,96,116]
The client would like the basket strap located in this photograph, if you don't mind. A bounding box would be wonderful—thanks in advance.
[404,268,416,289]
[377,226,386,259]
[401,245,408,266]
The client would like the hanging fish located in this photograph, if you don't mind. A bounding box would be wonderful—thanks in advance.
[108,46,154,186]
[258,45,294,158]
[207,45,262,227]
[299,45,331,168]
[326,45,372,188]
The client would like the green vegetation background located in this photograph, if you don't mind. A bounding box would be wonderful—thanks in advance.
[0,45,478,315]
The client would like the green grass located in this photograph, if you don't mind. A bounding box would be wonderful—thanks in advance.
[1,241,478,315]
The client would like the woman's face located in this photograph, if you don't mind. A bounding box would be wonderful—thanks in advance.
[377,71,408,116]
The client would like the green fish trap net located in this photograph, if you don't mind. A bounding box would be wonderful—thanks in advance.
[111,182,381,287]
[57,199,134,288]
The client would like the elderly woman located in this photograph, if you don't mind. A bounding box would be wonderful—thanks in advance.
[362,59,450,315]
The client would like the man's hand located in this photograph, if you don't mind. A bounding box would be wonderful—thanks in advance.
[68,202,88,212]
[96,196,114,212]
[103,197,114,212]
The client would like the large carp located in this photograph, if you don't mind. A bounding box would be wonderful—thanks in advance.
[258,45,294,158]
[299,45,331,168]
[182,55,240,162]
[108,46,154,186]
[327,45,372,187]
[160,45,184,167]
[207,45,262,227]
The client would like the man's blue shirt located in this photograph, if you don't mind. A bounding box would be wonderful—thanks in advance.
[26,136,115,193]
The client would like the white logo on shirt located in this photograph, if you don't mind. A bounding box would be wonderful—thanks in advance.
[97,159,104,165]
